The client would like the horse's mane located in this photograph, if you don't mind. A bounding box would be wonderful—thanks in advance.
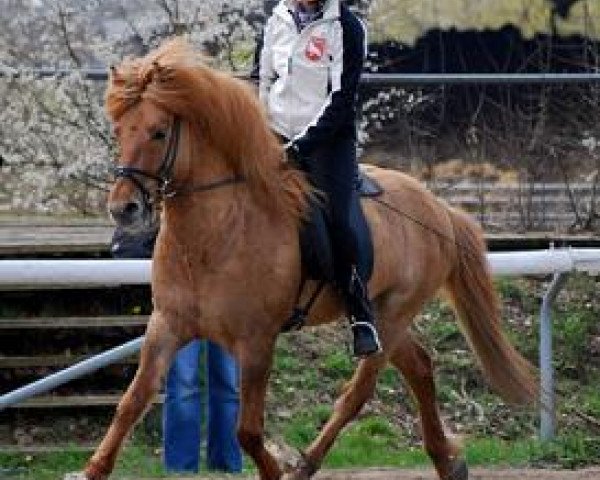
[106,38,310,224]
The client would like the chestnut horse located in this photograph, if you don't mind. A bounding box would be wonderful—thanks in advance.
[81,39,536,480]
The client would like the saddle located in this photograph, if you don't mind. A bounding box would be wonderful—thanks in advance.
[282,167,384,332]
[299,168,383,284]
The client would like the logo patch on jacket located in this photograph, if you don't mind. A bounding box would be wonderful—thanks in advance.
[305,35,326,61]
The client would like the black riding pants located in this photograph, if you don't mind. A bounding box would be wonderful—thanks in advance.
[301,130,365,289]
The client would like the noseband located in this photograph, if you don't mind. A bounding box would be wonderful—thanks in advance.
[112,117,245,206]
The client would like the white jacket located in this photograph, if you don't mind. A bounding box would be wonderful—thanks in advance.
[259,0,366,153]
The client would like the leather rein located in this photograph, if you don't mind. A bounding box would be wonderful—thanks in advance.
[112,117,245,206]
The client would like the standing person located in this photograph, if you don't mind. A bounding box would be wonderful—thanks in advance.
[110,225,242,473]
[162,340,242,473]
[258,0,382,356]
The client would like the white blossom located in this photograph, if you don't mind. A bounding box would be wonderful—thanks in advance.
[0,0,265,213]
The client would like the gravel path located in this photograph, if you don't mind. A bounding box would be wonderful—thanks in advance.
[170,467,600,480]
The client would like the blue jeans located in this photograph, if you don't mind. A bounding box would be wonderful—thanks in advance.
[162,340,242,473]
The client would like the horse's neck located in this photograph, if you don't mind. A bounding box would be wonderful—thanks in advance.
[161,143,300,266]
[163,193,240,244]
[161,186,295,267]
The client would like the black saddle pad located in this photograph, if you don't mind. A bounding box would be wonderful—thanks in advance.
[299,170,383,283]
[356,169,384,197]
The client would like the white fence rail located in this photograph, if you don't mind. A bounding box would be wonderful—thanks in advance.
[1,249,600,441]
[1,249,599,285]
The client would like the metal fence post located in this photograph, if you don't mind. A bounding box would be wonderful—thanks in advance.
[539,272,567,441]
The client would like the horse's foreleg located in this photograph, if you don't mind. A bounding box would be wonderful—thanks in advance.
[84,313,180,480]
[390,334,467,480]
[284,355,386,480]
[236,344,282,480]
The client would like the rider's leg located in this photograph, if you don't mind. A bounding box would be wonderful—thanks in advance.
[344,264,382,356]
[307,132,381,356]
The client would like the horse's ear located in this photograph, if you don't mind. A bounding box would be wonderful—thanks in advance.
[150,61,175,83]
[110,65,126,86]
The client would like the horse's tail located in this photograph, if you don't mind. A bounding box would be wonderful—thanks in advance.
[444,208,537,405]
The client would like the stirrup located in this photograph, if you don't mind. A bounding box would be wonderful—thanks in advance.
[351,321,382,357]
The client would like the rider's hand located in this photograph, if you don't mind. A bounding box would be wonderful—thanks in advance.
[284,141,303,166]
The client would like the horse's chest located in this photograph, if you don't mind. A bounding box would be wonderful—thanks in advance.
[152,218,300,320]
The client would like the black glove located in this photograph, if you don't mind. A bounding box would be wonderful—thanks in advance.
[285,142,301,164]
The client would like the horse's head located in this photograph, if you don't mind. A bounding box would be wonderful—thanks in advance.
[105,50,187,232]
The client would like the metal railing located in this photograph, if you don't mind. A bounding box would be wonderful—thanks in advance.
[1,249,600,440]
[3,67,600,85]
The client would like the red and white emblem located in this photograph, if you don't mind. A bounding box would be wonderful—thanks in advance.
[305,35,327,61]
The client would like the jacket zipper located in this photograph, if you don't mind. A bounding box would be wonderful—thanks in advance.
[327,54,333,94]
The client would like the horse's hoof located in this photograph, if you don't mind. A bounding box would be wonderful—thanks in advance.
[280,454,317,480]
[64,473,89,480]
[82,459,110,480]
[281,471,309,480]
[443,458,468,480]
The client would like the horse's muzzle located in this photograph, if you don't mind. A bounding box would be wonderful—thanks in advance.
[108,198,146,229]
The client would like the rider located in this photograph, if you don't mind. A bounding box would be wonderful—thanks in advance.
[258,0,381,356]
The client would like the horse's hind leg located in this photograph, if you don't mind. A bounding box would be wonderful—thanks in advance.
[83,312,180,480]
[283,355,387,480]
[390,334,468,480]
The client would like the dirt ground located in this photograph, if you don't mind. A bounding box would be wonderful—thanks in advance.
[311,469,600,479]
[173,468,600,479]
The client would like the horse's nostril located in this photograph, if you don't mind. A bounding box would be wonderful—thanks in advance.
[124,201,140,216]
[110,201,142,225]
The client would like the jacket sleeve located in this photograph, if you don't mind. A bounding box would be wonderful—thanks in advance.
[292,8,365,156]
[258,19,275,108]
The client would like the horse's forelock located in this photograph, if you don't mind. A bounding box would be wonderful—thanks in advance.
[106,39,198,120]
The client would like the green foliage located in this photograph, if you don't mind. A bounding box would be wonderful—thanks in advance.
[580,387,600,417]
[283,404,332,446]
[322,350,354,379]
[4,433,600,478]
[530,433,600,469]
[325,417,424,468]
[378,365,400,390]
[0,445,165,480]
[553,310,597,373]
[273,338,302,372]
[464,437,534,465]
[495,277,528,303]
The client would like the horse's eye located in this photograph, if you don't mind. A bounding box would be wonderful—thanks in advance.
[151,130,167,141]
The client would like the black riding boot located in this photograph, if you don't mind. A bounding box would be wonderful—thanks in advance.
[346,266,382,357]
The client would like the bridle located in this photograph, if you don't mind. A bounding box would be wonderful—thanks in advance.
[112,116,245,207]
[112,117,182,206]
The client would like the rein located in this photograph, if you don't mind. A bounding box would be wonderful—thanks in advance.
[165,175,246,198]
[112,117,245,204]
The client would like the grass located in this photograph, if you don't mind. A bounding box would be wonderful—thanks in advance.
[1,277,599,478]
[2,430,600,479]
[0,445,164,480]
